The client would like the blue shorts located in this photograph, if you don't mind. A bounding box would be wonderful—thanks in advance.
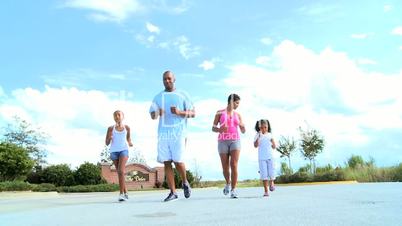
[110,150,129,161]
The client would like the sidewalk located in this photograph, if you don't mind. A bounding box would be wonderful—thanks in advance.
[1,183,401,226]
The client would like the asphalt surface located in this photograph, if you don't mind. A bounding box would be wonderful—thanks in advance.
[1,182,401,226]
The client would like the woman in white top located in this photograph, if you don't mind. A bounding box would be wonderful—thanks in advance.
[254,119,276,197]
[105,110,133,201]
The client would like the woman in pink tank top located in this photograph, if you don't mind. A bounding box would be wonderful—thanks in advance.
[212,94,246,198]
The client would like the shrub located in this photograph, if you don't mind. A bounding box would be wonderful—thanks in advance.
[31,183,57,192]
[0,181,33,191]
[0,142,34,181]
[162,168,195,189]
[74,162,103,185]
[42,164,75,186]
[57,184,119,193]
[393,163,402,182]
[347,155,364,169]
[26,166,44,184]
[289,171,313,183]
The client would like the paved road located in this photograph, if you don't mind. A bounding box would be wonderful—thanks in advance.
[1,183,401,226]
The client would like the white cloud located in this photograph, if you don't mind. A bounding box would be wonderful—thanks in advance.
[260,37,273,46]
[351,33,369,39]
[384,4,392,12]
[146,22,160,34]
[0,86,159,168]
[255,56,270,66]
[356,58,377,65]
[199,60,215,71]
[391,26,402,36]
[221,40,402,156]
[173,36,200,60]
[63,0,144,23]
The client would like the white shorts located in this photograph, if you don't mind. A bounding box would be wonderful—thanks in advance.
[259,159,275,180]
[157,137,186,163]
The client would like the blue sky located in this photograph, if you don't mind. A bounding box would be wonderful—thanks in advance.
[1,0,401,180]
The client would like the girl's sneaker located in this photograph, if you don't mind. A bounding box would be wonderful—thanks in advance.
[124,193,129,200]
[163,192,178,202]
[223,184,231,195]
[230,189,238,199]
[118,194,126,202]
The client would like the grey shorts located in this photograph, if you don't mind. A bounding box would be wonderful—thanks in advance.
[218,140,241,154]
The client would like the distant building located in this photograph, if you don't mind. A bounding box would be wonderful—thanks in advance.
[101,163,165,189]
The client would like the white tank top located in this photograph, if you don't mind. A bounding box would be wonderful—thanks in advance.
[109,125,129,152]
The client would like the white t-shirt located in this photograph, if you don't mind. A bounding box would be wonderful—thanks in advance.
[149,89,194,140]
[254,132,274,160]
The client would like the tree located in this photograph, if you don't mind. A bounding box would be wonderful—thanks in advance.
[128,148,147,164]
[2,116,48,166]
[100,145,112,164]
[299,126,325,174]
[276,136,297,173]
[74,162,103,185]
[347,155,364,169]
[0,142,34,181]
[41,164,75,186]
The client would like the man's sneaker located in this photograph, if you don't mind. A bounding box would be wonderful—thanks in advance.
[263,192,269,197]
[124,193,129,200]
[163,192,178,202]
[230,189,238,199]
[182,181,191,199]
[118,194,126,202]
[223,184,230,195]
[269,184,275,192]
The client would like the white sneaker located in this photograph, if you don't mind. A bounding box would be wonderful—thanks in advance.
[118,194,126,202]
[230,189,238,199]
[124,193,129,200]
[223,184,230,195]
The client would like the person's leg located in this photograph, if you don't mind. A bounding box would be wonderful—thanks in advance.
[219,153,230,184]
[174,162,187,183]
[112,159,123,194]
[118,154,128,194]
[229,150,240,190]
[164,161,176,193]
[263,180,269,193]
[268,159,276,191]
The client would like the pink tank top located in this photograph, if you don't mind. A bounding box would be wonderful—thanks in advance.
[218,109,240,141]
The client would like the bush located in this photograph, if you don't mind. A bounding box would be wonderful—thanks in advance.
[26,166,44,184]
[0,142,34,181]
[162,168,195,189]
[31,183,57,192]
[347,155,365,169]
[0,181,33,191]
[57,184,119,193]
[393,163,402,182]
[42,164,75,186]
[74,162,103,185]
[315,164,333,174]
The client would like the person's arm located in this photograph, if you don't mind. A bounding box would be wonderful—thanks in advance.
[212,111,227,133]
[150,109,164,120]
[105,126,113,145]
[125,125,134,147]
[171,107,195,118]
[238,113,246,134]
[271,138,276,149]
[254,133,260,148]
